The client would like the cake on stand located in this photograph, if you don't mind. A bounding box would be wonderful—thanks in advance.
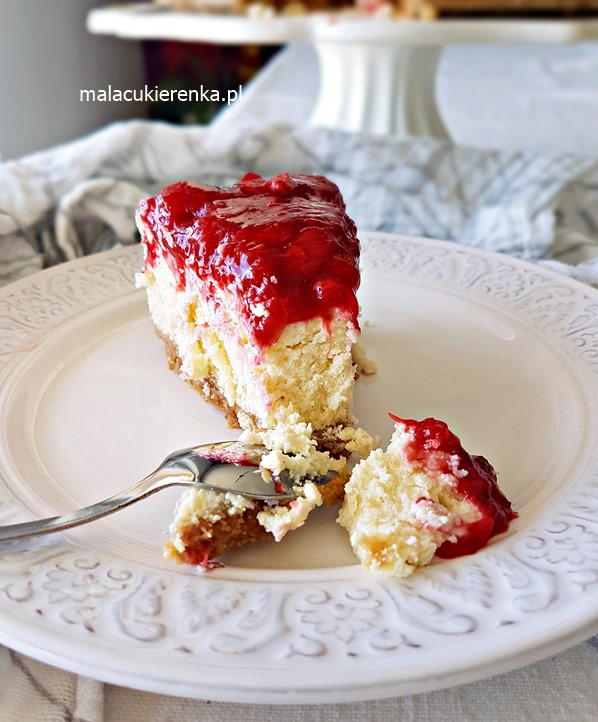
[87,3,598,138]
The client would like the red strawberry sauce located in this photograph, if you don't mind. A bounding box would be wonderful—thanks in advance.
[389,414,517,558]
[136,173,360,349]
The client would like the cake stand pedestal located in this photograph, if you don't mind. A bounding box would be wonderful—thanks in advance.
[87,4,598,139]
[309,41,445,137]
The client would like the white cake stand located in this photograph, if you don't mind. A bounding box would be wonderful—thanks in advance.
[87,4,598,138]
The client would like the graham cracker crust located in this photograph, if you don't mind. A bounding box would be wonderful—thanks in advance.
[165,503,270,566]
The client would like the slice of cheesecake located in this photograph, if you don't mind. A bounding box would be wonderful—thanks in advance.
[135,172,377,567]
[136,173,367,448]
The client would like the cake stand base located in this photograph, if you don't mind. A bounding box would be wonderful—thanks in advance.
[309,43,447,138]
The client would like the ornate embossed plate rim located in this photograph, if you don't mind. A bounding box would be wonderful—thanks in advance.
[1,234,598,704]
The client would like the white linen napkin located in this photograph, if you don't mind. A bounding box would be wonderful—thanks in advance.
[2,641,598,721]
[2,119,598,287]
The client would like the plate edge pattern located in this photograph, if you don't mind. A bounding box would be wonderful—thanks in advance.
[0,239,597,686]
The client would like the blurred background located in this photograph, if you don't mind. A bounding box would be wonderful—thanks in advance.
[0,0,280,159]
[1,0,598,159]
[0,0,143,159]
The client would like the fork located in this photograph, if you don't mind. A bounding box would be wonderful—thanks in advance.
[0,440,298,543]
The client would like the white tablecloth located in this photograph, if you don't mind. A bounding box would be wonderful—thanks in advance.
[1,118,598,720]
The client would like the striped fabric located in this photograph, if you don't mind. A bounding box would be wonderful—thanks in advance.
[1,120,597,288]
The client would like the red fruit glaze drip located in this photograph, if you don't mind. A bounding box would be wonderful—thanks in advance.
[183,542,224,570]
[136,173,361,349]
[389,413,517,559]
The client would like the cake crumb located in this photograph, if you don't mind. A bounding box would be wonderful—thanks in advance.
[352,341,377,376]
[257,482,323,541]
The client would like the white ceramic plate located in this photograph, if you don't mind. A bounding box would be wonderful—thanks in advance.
[1,233,598,704]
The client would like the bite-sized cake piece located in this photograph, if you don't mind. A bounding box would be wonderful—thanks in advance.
[165,477,347,569]
[338,414,517,577]
[135,172,371,454]
[163,431,352,569]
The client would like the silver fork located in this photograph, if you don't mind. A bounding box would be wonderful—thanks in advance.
[0,440,298,543]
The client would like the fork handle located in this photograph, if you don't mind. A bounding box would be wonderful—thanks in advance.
[0,468,195,543]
